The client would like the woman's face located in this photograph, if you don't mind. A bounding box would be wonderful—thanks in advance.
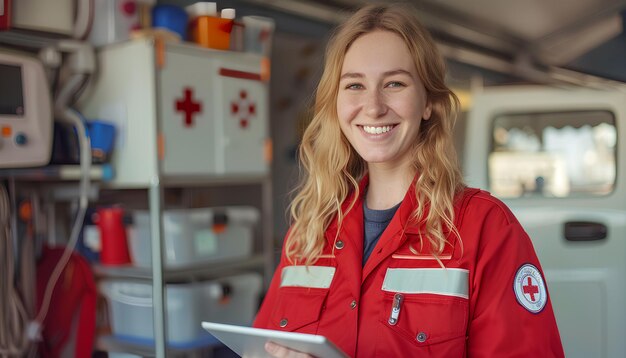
[337,30,431,170]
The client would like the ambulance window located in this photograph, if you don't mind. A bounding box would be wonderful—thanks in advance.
[488,110,616,198]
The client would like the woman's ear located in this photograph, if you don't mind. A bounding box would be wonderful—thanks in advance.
[422,100,433,120]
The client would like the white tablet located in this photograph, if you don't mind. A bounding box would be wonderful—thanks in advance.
[201,321,348,358]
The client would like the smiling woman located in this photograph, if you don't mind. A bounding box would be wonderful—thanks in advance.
[337,30,432,176]
[253,3,565,358]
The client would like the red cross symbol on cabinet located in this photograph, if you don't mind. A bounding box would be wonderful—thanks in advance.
[230,90,256,129]
[175,87,202,127]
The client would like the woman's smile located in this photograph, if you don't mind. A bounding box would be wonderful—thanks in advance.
[361,124,397,135]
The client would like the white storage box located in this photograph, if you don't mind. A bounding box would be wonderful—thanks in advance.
[100,280,204,345]
[129,206,258,268]
[100,273,263,346]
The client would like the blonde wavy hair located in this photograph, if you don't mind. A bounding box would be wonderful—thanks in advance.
[286,3,465,265]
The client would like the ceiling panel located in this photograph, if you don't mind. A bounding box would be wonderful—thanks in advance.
[430,0,624,41]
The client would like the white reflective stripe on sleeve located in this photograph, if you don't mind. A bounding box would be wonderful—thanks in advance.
[382,268,469,299]
[280,266,336,288]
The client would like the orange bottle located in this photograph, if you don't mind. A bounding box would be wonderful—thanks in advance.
[186,2,234,50]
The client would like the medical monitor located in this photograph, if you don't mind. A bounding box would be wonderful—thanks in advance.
[0,50,52,168]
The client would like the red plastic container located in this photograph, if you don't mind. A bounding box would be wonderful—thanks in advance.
[94,207,131,265]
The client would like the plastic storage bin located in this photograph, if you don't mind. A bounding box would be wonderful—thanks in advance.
[100,273,263,346]
[100,280,204,346]
[129,206,259,268]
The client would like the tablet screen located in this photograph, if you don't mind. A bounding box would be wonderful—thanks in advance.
[202,321,348,358]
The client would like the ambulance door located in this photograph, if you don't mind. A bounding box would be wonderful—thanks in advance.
[464,87,626,358]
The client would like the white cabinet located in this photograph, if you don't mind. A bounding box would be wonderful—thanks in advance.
[79,38,270,187]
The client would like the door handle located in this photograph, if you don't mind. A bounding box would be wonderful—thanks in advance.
[563,221,607,242]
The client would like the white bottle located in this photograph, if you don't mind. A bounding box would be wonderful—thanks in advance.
[221,8,236,20]
[185,2,217,18]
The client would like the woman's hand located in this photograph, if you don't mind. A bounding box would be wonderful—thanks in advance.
[264,341,315,358]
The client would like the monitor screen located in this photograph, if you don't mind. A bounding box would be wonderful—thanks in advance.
[0,64,25,116]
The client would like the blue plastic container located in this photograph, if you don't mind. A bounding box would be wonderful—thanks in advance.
[87,120,116,163]
[152,5,189,40]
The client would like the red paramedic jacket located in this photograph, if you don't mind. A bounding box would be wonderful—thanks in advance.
[254,177,565,357]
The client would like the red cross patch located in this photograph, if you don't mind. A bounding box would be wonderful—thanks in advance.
[513,264,547,313]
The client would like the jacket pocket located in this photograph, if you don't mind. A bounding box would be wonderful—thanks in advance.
[270,286,329,334]
[376,291,468,357]
[380,291,468,345]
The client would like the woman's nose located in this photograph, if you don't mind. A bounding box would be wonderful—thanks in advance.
[364,89,387,118]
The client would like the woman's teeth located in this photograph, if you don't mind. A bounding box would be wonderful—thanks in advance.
[363,125,393,134]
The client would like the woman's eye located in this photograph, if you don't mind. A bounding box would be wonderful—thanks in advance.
[386,81,405,88]
[345,83,364,90]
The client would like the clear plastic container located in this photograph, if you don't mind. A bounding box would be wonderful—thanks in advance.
[129,206,258,268]
[100,280,204,345]
[100,273,263,345]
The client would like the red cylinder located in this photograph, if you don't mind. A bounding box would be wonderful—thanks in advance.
[95,207,131,266]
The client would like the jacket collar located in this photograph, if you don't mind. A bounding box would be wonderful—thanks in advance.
[324,175,367,254]
[324,173,427,279]
[323,174,478,281]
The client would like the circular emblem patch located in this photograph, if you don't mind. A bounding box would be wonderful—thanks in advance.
[513,264,547,313]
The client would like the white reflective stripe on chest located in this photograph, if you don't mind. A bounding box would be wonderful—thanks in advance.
[382,268,469,299]
[280,266,336,288]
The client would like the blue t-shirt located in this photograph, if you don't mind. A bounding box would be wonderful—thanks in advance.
[362,201,401,265]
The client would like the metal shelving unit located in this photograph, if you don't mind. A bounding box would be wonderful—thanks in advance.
[98,178,273,357]
[1,167,274,358]
[73,38,274,357]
